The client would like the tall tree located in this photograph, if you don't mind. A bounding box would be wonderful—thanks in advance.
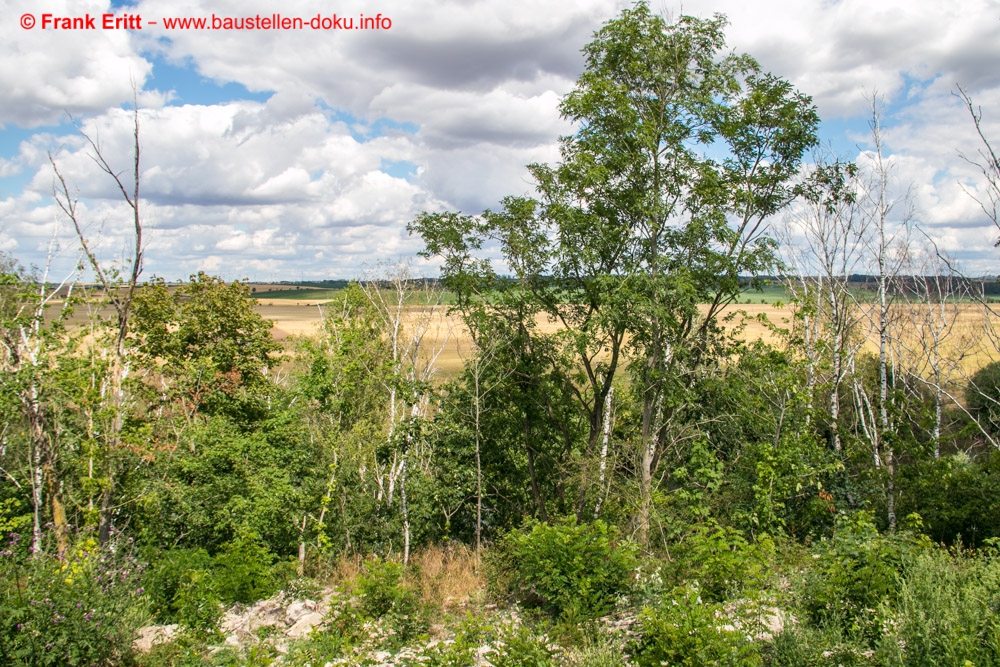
[782,155,866,455]
[413,3,818,541]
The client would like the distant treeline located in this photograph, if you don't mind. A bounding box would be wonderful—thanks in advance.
[777,275,1000,297]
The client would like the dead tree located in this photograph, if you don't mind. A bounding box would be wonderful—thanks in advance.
[50,102,144,545]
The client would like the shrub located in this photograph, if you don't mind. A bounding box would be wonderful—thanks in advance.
[880,545,1000,666]
[632,584,761,667]
[212,533,292,605]
[897,452,1000,546]
[355,557,427,641]
[967,361,1000,436]
[0,532,149,666]
[142,547,219,628]
[670,524,775,602]
[311,557,428,657]
[419,614,491,666]
[491,622,558,667]
[801,512,928,643]
[420,615,556,667]
[142,536,292,630]
[490,517,638,621]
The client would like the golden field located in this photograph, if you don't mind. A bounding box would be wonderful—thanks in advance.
[47,293,1000,380]
[257,299,1000,380]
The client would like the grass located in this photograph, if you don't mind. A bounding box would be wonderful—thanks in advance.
[252,288,344,301]
[308,543,484,616]
[253,287,460,306]
[733,284,791,305]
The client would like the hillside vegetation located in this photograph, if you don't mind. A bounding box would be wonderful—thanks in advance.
[5,3,1000,665]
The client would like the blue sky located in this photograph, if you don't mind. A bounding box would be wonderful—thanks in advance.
[2,0,999,280]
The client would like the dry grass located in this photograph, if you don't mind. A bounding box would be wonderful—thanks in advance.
[310,543,484,614]
[409,543,484,613]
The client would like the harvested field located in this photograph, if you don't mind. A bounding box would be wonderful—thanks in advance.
[259,300,1000,379]
[47,296,1000,379]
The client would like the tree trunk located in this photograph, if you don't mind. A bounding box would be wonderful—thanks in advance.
[594,386,613,519]
[524,414,547,521]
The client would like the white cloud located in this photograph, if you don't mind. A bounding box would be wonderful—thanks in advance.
[0,0,152,127]
[4,0,1000,276]
[2,99,451,278]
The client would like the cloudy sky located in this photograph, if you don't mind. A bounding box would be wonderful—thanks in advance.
[2,0,999,281]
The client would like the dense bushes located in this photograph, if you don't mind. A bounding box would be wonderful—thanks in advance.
[633,585,761,667]
[881,546,1000,666]
[142,536,294,628]
[968,361,1000,436]
[898,451,1000,546]
[767,538,1000,666]
[0,533,148,666]
[489,518,638,621]
[800,513,928,642]
[669,524,776,602]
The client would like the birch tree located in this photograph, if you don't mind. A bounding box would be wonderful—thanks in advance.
[900,245,970,458]
[783,156,867,453]
[0,250,77,554]
[356,263,450,564]
[852,97,913,531]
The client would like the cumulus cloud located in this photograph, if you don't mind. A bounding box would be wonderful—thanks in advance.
[3,0,1000,276]
[1,0,152,127]
[1,99,449,278]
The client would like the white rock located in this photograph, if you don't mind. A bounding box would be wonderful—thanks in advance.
[286,611,325,638]
[134,624,179,652]
[286,599,318,625]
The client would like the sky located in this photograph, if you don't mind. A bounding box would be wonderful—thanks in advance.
[2,0,1000,281]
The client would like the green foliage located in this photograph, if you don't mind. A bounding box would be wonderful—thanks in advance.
[880,546,1000,666]
[411,2,819,547]
[419,614,492,666]
[142,547,219,628]
[768,544,1000,666]
[142,538,292,629]
[212,533,292,605]
[671,524,775,602]
[132,411,323,556]
[419,615,557,667]
[967,361,1000,436]
[765,623,879,667]
[306,558,428,658]
[354,558,427,640]
[5,4,1000,663]
[801,512,928,643]
[632,584,761,667]
[282,626,347,665]
[295,282,390,424]
[132,273,281,422]
[0,532,148,666]
[897,451,1000,546]
[490,622,558,667]
[491,518,638,620]
[691,343,841,539]
[138,628,215,667]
